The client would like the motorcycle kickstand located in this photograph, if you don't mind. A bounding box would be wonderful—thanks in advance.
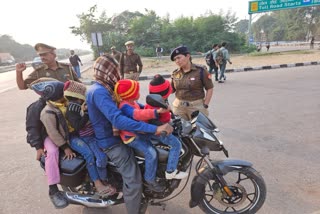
[150,201,166,211]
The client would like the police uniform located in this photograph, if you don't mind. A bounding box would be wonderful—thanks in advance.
[170,46,214,120]
[24,43,79,87]
[120,41,143,80]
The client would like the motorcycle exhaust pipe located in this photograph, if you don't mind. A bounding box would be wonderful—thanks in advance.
[65,192,122,208]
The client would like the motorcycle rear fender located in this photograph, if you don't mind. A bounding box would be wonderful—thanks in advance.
[189,159,252,208]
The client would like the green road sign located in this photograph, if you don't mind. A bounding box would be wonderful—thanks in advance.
[249,0,320,14]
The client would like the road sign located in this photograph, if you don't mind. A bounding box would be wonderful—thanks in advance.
[91,32,103,46]
[249,0,320,14]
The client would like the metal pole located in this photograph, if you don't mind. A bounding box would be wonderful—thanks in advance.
[248,14,252,45]
[95,33,100,56]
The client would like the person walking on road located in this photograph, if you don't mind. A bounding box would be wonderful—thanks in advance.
[310,36,315,49]
[217,42,232,83]
[86,54,173,214]
[170,46,214,120]
[15,43,79,90]
[119,41,143,81]
[69,50,83,78]
[155,44,163,60]
[203,44,220,81]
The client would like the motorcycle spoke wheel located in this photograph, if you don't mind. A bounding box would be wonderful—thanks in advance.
[199,167,266,214]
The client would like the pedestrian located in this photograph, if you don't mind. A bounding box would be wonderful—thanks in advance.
[16,43,79,90]
[30,80,74,209]
[266,42,270,51]
[155,44,163,60]
[170,46,214,121]
[310,36,315,49]
[86,54,173,214]
[110,46,121,62]
[63,80,116,197]
[217,42,232,83]
[203,44,219,81]
[69,50,83,78]
[119,41,143,81]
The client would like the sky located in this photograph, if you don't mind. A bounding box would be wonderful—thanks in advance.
[0,0,250,50]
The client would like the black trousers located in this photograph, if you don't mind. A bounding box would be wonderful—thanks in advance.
[105,143,142,214]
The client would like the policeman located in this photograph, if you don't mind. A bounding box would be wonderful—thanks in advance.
[170,46,214,120]
[119,41,143,80]
[16,43,79,89]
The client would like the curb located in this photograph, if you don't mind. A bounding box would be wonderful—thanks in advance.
[224,61,320,73]
[81,61,320,85]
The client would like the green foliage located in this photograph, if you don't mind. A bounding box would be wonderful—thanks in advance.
[252,6,320,42]
[71,6,249,57]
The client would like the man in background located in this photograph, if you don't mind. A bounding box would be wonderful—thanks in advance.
[69,50,83,78]
[119,41,143,80]
[155,44,163,60]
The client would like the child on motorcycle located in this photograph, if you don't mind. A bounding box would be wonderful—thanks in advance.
[63,80,116,197]
[114,79,188,192]
[145,74,188,179]
[32,80,115,201]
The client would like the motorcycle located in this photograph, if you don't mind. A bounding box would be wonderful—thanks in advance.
[40,94,266,213]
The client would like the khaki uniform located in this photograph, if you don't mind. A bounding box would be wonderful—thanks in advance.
[171,64,213,120]
[120,52,143,81]
[24,62,79,87]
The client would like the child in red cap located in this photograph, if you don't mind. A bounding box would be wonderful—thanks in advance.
[145,74,188,179]
[114,79,187,192]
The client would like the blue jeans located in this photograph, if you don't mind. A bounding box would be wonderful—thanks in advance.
[73,66,81,78]
[70,136,107,181]
[219,62,227,80]
[152,134,182,172]
[127,135,158,182]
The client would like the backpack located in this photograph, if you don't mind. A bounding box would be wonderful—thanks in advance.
[205,52,215,66]
[216,50,224,65]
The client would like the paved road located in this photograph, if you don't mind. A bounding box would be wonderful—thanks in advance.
[0,65,319,214]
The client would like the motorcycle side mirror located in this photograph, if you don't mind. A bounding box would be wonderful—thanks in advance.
[146,94,168,109]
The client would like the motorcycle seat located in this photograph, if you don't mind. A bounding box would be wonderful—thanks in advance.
[134,146,169,163]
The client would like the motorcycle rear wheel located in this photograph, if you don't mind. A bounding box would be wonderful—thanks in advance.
[198,167,266,214]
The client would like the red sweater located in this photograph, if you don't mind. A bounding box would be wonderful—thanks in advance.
[118,100,158,143]
[144,104,171,123]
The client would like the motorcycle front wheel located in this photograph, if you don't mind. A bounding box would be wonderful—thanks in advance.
[198,167,266,214]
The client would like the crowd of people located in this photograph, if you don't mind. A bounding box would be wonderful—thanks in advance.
[15,41,219,213]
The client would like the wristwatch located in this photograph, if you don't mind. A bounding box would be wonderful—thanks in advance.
[203,104,209,109]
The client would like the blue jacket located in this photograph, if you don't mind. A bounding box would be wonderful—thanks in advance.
[86,82,158,149]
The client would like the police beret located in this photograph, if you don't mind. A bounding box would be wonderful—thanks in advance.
[34,43,56,54]
[170,46,190,61]
[125,41,134,46]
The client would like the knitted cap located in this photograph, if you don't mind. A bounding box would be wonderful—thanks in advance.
[31,81,64,101]
[149,74,172,99]
[114,79,140,102]
[63,80,86,101]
